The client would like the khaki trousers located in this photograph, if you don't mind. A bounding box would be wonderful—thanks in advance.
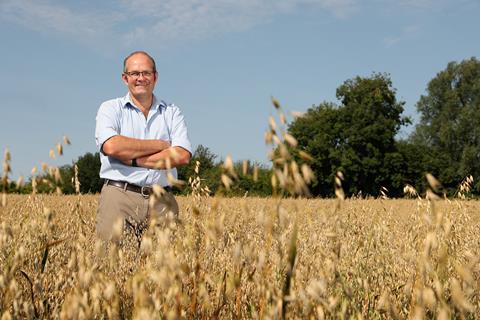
[96,183,179,242]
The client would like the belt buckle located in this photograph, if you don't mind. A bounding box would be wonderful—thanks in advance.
[140,186,150,198]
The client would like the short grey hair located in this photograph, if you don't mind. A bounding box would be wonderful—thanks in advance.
[123,51,157,73]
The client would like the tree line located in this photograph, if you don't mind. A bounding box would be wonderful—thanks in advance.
[3,57,479,197]
[289,57,480,197]
[1,146,274,197]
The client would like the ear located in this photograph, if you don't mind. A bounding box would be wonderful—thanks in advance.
[121,73,129,85]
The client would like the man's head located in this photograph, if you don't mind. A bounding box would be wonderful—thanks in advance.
[122,51,158,101]
[123,51,156,73]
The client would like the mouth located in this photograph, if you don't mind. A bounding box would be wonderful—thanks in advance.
[135,79,150,85]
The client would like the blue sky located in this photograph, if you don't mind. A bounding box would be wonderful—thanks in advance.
[0,0,479,180]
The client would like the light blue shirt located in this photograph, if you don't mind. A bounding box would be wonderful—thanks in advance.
[95,93,192,187]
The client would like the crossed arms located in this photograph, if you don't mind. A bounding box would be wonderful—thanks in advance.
[102,135,191,169]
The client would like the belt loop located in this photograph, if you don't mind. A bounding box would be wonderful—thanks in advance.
[123,181,128,192]
[105,179,109,185]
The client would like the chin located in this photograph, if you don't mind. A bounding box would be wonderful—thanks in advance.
[133,89,150,95]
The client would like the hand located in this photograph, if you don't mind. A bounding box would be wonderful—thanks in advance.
[121,159,131,166]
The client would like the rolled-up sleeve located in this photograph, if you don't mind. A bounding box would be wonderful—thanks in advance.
[170,106,192,155]
[95,101,120,153]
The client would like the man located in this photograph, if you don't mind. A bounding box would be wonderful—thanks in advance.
[95,51,192,242]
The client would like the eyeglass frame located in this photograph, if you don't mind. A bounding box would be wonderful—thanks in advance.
[123,70,156,79]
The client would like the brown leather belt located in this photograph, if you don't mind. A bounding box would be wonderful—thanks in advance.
[105,180,172,196]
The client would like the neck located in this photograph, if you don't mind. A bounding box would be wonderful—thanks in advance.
[131,93,153,113]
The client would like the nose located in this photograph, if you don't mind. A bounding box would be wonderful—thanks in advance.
[136,73,149,83]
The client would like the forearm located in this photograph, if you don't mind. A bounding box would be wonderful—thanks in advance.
[137,147,191,169]
[102,135,170,161]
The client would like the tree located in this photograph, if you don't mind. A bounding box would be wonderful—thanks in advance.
[177,145,220,195]
[177,145,273,197]
[289,73,410,197]
[59,164,75,194]
[76,152,102,193]
[288,102,342,196]
[223,161,272,197]
[411,57,480,193]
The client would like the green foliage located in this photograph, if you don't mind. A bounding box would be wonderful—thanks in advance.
[177,145,220,195]
[16,165,75,195]
[7,147,269,196]
[20,153,102,194]
[289,73,410,197]
[394,141,430,193]
[59,165,75,194]
[177,145,272,197]
[288,103,340,196]
[76,152,102,193]
[222,162,272,197]
[411,57,480,194]
[1,181,18,193]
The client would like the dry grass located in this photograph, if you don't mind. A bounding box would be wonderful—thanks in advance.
[1,194,480,319]
[2,102,479,318]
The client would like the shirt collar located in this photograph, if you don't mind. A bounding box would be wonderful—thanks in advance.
[121,93,167,111]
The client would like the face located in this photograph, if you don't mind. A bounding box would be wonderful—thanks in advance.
[122,53,158,99]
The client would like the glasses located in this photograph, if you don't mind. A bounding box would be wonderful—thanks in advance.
[124,70,155,79]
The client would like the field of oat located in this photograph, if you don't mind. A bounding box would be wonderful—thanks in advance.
[1,194,479,319]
